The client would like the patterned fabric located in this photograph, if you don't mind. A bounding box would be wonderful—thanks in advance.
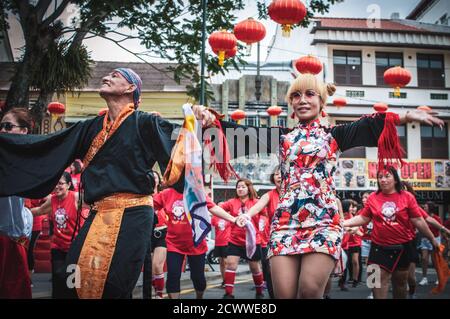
[268,119,343,260]
[114,68,142,108]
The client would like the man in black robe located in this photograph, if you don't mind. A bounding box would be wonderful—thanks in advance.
[0,68,215,298]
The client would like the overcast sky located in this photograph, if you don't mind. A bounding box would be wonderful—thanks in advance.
[84,0,421,63]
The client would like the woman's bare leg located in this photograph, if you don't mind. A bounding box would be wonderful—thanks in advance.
[270,255,301,299]
[297,253,335,299]
[373,268,391,299]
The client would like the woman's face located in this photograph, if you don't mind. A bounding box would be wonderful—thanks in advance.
[236,181,249,198]
[362,193,370,206]
[0,113,28,134]
[273,170,281,188]
[290,89,322,122]
[349,204,358,215]
[378,170,396,194]
[54,176,70,198]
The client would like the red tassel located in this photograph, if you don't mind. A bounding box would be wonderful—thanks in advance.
[377,112,406,170]
[321,110,327,117]
[290,112,296,119]
[204,119,239,183]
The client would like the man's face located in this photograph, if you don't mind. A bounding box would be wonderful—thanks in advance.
[99,71,135,98]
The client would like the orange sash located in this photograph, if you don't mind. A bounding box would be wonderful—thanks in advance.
[431,244,450,295]
[77,104,141,299]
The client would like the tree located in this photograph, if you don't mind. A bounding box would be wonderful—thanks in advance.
[1,0,341,122]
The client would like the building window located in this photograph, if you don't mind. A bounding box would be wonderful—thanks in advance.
[277,116,287,127]
[376,52,403,86]
[245,116,259,127]
[430,93,448,100]
[333,50,362,85]
[417,54,445,88]
[346,90,365,98]
[335,120,366,158]
[389,92,407,99]
[397,125,407,157]
[421,123,448,159]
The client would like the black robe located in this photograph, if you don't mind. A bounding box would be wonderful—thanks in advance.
[0,111,179,298]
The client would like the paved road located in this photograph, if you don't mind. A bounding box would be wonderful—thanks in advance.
[31,263,449,299]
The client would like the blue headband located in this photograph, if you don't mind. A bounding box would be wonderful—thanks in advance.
[114,68,142,108]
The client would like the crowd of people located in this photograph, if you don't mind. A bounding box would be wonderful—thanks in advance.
[0,68,448,300]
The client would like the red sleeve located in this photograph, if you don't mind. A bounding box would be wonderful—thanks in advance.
[358,205,372,218]
[420,208,429,219]
[406,192,423,219]
[211,215,218,227]
[205,195,216,210]
[153,192,164,211]
[219,199,232,212]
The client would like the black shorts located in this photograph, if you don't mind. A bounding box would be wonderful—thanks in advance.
[368,241,413,273]
[348,246,361,255]
[226,243,262,261]
[213,246,227,258]
[151,228,167,251]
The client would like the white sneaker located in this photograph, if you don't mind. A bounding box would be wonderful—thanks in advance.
[419,277,428,286]
[435,280,439,285]
[367,293,373,299]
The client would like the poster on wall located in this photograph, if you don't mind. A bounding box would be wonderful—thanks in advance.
[334,159,450,191]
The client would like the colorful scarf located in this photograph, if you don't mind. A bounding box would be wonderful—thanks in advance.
[165,104,211,246]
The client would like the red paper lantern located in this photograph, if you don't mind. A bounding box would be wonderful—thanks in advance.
[98,108,108,116]
[373,102,388,113]
[209,30,237,66]
[47,102,65,115]
[417,105,432,112]
[333,97,347,108]
[294,55,322,75]
[268,0,307,37]
[230,110,246,123]
[384,66,411,97]
[234,18,266,45]
[213,46,237,59]
[267,106,282,117]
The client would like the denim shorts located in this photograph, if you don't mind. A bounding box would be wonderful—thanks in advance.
[361,239,371,258]
[419,236,441,251]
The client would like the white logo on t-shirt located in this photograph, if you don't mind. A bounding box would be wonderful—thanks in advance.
[381,201,398,224]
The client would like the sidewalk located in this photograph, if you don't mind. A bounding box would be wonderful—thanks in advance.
[31,263,251,299]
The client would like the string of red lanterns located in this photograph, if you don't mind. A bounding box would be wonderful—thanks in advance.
[230,109,246,124]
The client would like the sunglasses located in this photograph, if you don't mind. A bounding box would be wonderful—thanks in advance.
[0,122,25,132]
[290,90,320,101]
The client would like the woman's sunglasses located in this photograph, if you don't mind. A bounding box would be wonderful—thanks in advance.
[0,122,25,132]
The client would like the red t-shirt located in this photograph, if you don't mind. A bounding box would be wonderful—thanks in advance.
[345,213,363,247]
[219,198,261,246]
[153,189,215,255]
[266,188,280,222]
[444,219,450,230]
[154,208,168,229]
[50,191,80,252]
[359,191,422,246]
[70,173,81,192]
[428,214,442,237]
[211,215,231,247]
[25,198,47,232]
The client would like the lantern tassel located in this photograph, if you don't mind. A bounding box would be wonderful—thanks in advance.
[282,24,292,37]
[394,87,400,97]
[218,51,225,66]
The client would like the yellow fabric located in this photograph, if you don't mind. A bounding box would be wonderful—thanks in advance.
[76,193,152,299]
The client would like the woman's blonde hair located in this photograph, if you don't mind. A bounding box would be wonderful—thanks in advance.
[285,74,336,110]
